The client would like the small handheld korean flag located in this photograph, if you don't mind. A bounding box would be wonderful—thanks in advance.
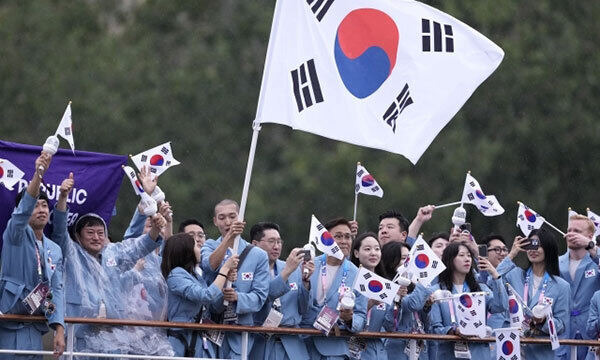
[547,312,560,350]
[55,101,75,154]
[506,283,525,330]
[568,207,579,221]
[454,292,487,338]
[353,266,399,306]
[401,235,445,286]
[495,327,521,360]
[131,142,181,177]
[516,202,545,237]
[461,173,504,216]
[587,209,600,239]
[355,163,383,198]
[0,159,25,191]
[122,166,145,196]
[309,215,344,260]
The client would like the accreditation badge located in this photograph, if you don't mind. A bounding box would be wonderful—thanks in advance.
[22,282,50,315]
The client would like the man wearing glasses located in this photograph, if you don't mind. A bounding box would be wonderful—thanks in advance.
[484,234,509,268]
[179,219,206,247]
[303,217,367,360]
[250,221,315,360]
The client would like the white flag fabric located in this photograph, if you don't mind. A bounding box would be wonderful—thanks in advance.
[355,163,383,198]
[0,159,25,191]
[568,208,579,220]
[401,235,445,286]
[353,266,400,305]
[55,102,75,154]
[506,283,525,330]
[131,142,181,177]
[309,215,344,260]
[122,165,145,196]
[454,292,486,337]
[516,202,545,237]
[495,327,521,360]
[587,209,600,238]
[255,0,504,164]
[461,173,504,216]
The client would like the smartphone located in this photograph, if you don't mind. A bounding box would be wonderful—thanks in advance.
[298,249,312,261]
[478,245,488,258]
[522,236,539,250]
[459,222,471,234]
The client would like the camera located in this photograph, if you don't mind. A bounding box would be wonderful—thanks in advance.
[522,236,539,250]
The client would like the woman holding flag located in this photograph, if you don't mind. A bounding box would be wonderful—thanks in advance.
[349,232,388,360]
[497,228,570,360]
[429,242,507,359]
[377,241,433,360]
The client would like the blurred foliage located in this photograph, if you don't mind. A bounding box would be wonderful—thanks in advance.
[1,0,599,256]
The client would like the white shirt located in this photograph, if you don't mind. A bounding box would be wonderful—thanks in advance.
[532,274,543,293]
[569,258,582,281]
[317,264,340,304]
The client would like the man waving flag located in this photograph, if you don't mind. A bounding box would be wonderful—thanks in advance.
[255,0,504,163]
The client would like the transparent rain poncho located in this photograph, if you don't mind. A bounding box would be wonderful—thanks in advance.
[54,227,173,356]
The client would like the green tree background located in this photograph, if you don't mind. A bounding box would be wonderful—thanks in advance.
[1,1,598,255]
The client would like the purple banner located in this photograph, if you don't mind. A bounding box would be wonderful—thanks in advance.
[0,140,127,249]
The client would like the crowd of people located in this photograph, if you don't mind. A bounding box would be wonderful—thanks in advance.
[2,151,600,360]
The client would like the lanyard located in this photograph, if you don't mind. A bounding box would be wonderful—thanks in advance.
[523,269,549,305]
[34,241,44,283]
[320,255,348,300]
[447,282,468,325]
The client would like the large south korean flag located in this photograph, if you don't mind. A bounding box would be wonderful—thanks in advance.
[255,0,504,164]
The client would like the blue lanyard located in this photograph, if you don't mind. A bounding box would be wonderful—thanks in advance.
[320,255,348,297]
[524,268,549,305]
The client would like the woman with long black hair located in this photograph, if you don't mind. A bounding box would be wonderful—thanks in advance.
[429,241,507,359]
[497,228,570,360]
[161,233,238,358]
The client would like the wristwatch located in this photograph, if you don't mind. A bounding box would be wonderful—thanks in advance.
[586,241,596,250]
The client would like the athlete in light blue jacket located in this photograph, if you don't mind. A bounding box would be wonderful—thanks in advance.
[250,222,314,360]
[302,218,367,360]
[201,199,269,359]
[497,229,570,360]
[430,242,507,360]
[0,153,66,358]
[162,233,238,358]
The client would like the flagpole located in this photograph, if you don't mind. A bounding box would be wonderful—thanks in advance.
[223,122,262,306]
[543,219,566,237]
[353,193,358,221]
[223,0,284,306]
[434,201,461,209]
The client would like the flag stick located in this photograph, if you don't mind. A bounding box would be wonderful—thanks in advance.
[543,219,566,237]
[434,201,461,209]
[223,122,262,306]
[353,193,358,221]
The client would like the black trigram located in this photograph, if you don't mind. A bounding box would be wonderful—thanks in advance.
[422,19,454,52]
[416,244,424,251]
[473,320,483,328]
[511,354,518,360]
[356,169,365,177]
[128,170,136,178]
[161,146,169,155]
[385,283,391,290]
[306,0,335,22]
[470,310,477,316]
[382,84,413,133]
[509,332,517,340]
[7,169,13,178]
[317,224,324,231]
[467,193,475,201]
[331,246,339,254]
[64,127,71,136]
[379,293,388,300]
[370,186,380,193]
[419,271,428,278]
[291,59,324,112]
[459,320,467,328]
[497,333,505,341]
[359,284,366,292]
[431,260,438,269]
[363,272,372,280]
[141,155,148,162]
